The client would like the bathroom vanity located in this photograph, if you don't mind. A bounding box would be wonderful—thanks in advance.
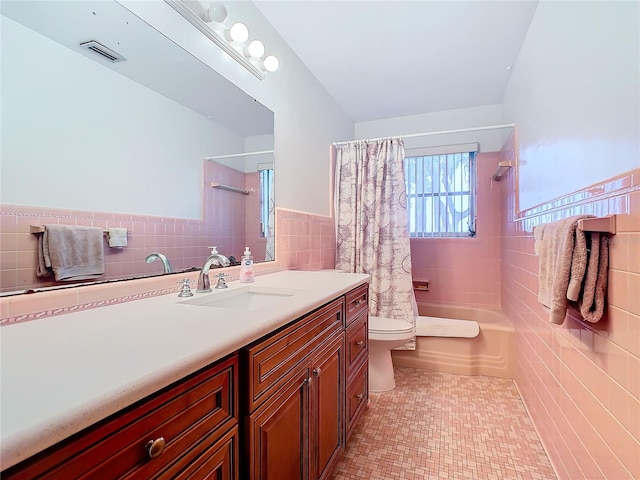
[0,271,369,480]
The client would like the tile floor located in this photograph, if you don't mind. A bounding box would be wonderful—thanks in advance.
[333,367,557,480]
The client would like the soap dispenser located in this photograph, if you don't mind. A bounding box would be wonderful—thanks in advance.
[239,246,254,283]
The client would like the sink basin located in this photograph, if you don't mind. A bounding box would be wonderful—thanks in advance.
[179,285,300,310]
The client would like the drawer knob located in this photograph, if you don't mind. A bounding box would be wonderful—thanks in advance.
[356,393,364,400]
[145,437,166,459]
[313,367,321,377]
[355,340,364,346]
[354,299,362,305]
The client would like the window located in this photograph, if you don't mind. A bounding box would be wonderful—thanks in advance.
[259,168,274,237]
[404,152,476,237]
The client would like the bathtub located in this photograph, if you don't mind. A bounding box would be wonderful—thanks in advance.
[391,303,515,378]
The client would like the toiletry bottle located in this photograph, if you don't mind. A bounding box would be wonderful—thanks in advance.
[239,246,254,283]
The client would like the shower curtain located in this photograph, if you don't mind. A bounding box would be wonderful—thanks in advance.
[335,137,418,349]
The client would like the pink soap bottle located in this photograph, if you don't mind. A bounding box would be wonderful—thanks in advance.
[239,246,254,283]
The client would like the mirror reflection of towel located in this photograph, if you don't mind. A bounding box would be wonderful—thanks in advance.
[107,228,128,248]
[38,225,105,281]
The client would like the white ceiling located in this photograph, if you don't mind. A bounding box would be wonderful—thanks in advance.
[255,0,539,122]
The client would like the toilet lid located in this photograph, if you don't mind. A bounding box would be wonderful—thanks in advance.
[369,316,414,335]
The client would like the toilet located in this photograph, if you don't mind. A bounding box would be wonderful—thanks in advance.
[368,316,415,392]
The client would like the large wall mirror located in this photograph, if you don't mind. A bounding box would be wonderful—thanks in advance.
[0,0,275,294]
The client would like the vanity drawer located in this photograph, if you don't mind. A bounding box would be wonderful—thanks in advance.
[345,284,368,326]
[162,424,239,480]
[345,311,368,378]
[345,360,368,441]
[242,298,344,412]
[4,354,238,480]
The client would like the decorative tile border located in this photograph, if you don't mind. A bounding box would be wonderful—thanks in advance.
[513,168,640,229]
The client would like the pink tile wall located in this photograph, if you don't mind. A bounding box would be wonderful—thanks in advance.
[0,204,214,293]
[411,152,502,309]
[0,161,255,293]
[0,206,332,325]
[204,161,249,260]
[500,142,640,479]
[276,208,336,271]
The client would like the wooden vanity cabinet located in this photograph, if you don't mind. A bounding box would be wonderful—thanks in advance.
[2,282,369,480]
[344,283,369,441]
[2,354,239,480]
[241,284,369,480]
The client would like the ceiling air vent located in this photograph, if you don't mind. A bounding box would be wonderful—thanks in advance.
[80,40,126,63]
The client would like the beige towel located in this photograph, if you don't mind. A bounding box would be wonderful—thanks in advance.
[579,234,609,323]
[533,224,546,255]
[567,226,588,301]
[537,215,593,324]
[42,225,105,281]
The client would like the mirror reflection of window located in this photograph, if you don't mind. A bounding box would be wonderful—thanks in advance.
[259,166,275,261]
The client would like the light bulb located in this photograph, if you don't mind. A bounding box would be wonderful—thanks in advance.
[228,22,249,43]
[263,55,279,72]
[247,40,265,58]
[202,2,227,23]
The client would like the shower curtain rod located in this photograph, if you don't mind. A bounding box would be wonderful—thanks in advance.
[332,123,516,147]
[204,149,274,161]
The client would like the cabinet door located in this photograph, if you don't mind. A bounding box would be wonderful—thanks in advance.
[310,333,344,480]
[247,365,310,480]
[346,360,368,442]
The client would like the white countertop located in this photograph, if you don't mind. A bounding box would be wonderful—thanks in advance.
[0,270,369,469]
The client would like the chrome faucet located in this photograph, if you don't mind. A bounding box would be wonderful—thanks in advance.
[197,248,230,293]
[145,252,173,274]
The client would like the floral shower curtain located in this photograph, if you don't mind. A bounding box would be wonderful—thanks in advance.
[335,137,418,349]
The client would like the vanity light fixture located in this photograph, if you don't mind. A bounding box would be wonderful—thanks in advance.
[263,55,279,73]
[227,22,249,43]
[164,0,280,79]
[246,40,265,59]
[202,1,227,23]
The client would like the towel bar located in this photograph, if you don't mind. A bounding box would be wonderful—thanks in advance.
[210,182,251,195]
[30,225,129,236]
[491,161,514,181]
[576,215,616,234]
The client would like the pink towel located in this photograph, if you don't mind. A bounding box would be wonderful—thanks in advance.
[41,225,105,281]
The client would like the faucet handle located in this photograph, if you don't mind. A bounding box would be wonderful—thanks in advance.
[215,272,228,289]
[177,278,194,297]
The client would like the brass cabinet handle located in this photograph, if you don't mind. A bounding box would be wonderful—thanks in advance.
[304,376,313,387]
[145,437,166,459]
[356,393,364,400]
[313,367,321,377]
[355,340,364,346]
